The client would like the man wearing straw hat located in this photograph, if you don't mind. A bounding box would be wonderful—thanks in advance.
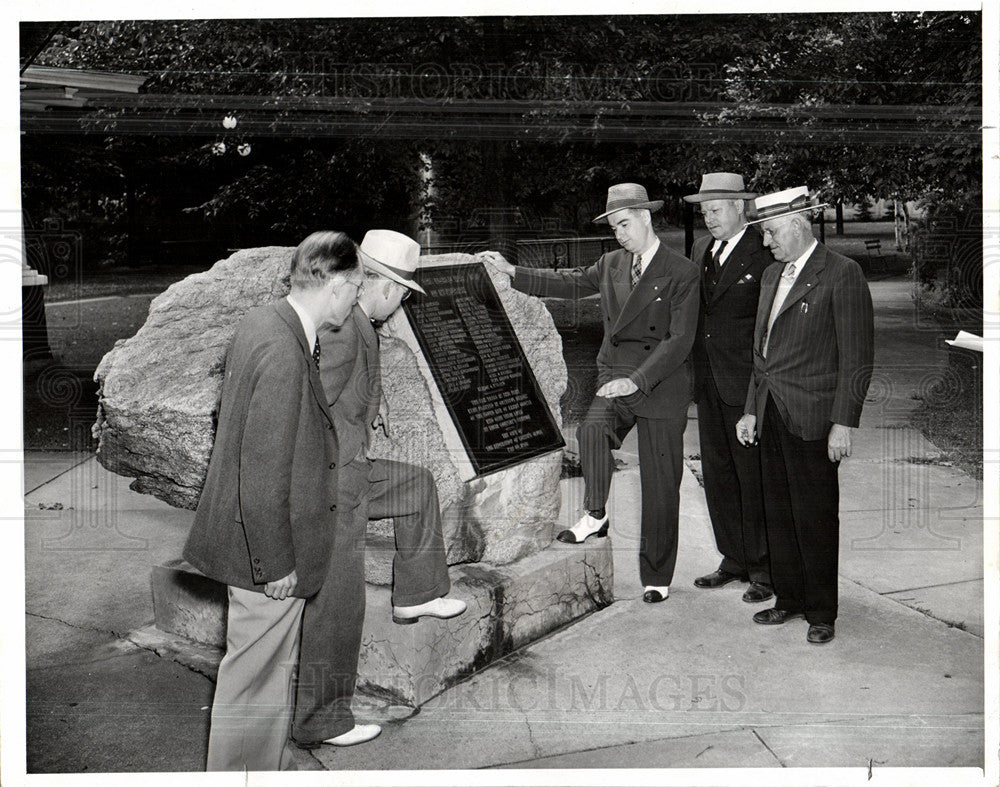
[482,183,700,604]
[736,187,874,644]
[684,173,774,605]
[292,230,466,750]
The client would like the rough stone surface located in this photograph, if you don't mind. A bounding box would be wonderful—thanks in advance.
[152,539,614,706]
[94,248,567,569]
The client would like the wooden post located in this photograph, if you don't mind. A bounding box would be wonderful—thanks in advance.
[684,199,694,258]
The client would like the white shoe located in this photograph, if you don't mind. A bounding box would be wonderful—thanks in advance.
[392,596,467,625]
[643,585,669,603]
[556,513,609,544]
[323,723,381,747]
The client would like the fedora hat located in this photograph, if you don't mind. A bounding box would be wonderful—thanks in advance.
[746,186,829,225]
[683,172,757,203]
[593,183,664,223]
[358,229,426,295]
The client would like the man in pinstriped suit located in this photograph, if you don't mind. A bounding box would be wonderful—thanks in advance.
[736,187,874,645]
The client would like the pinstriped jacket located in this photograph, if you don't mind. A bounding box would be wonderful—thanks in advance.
[745,242,874,441]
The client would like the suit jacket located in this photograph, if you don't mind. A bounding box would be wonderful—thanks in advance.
[690,228,773,406]
[183,299,341,598]
[513,242,700,418]
[745,242,874,441]
[317,304,386,510]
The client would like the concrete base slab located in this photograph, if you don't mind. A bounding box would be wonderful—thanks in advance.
[153,538,614,708]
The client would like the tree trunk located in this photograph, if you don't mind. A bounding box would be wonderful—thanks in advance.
[893,199,910,252]
[835,201,845,235]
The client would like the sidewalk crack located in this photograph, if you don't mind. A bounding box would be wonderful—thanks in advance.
[752,729,784,767]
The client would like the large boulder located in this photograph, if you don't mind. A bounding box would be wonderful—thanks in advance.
[94,249,567,567]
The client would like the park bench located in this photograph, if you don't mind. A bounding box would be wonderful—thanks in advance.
[863,237,887,274]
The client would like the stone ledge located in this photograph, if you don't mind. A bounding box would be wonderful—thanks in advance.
[152,539,614,706]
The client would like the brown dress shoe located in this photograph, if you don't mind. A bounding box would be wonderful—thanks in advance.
[752,607,804,625]
[807,623,835,644]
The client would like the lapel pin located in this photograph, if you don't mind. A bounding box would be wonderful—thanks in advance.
[801,303,809,314]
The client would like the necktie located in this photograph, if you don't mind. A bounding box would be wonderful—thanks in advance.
[762,262,799,357]
[630,254,643,287]
[711,240,728,274]
[312,337,321,370]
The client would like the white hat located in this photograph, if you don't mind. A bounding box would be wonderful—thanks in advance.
[358,229,426,295]
[747,186,828,225]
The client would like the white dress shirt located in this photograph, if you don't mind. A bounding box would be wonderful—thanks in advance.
[285,294,318,350]
[634,237,661,276]
[763,239,817,357]
[709,225,747,267]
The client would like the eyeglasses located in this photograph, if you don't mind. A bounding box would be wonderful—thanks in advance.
[400,287,411,301]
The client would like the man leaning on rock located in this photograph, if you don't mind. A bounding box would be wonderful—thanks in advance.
[291,229,467,751]
[183,231,363,771]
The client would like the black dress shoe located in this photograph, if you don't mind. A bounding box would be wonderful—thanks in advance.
[752,607,804,625]
[807,624,835,644]
[642,589,668,603]
[742,582,775,603]
[693,569,745,589]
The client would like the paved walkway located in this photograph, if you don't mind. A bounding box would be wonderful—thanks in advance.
[19,277,990,781]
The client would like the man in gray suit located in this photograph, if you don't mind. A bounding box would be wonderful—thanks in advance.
[184,231,362,771]
[292,230,466,750]
[737,187,874,645]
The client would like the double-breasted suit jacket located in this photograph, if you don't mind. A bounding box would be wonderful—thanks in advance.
[745,242,874,439]
[184,299,341,599]
[513,243,700,416]
[691,229,773,405]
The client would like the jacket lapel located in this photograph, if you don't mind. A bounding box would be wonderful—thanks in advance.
[613,244,670,333]
[710,229,758,304]
[275,298,335,427]
[355,306,382,421]
[610,250,632,311]
[754,265,781,352]
[773,243,826,322]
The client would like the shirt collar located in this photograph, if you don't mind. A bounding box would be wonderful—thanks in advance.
[712,225,746,263]
[636,236,660,266]
[285,294,317,349]
[787,239,818,281]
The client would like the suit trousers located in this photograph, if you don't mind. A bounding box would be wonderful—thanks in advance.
[292,457,451,746]
[206,586,305,771]
[579,393,687,586]
[697,370,769,583]
[759,398,840,624]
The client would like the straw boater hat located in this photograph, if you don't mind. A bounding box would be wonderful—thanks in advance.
[358,229,426,295]
[593,183,664,223]
[682,172,757,203]
[747,186,829,225]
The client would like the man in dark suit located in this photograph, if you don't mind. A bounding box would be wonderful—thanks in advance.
[736,187,874,645]
[483,183,700,604]
[183,231,362,770]
[292,230,466,750]
[684,173,774,604]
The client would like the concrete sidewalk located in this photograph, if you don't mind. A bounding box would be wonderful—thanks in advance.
[21,277,987,777]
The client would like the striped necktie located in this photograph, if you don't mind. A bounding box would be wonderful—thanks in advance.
[312,337,321,370]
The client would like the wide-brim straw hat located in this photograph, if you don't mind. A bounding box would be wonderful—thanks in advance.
[683,172,758,203]
[358,229,427,295]
[746,186,829,225]
[593,183,664,223]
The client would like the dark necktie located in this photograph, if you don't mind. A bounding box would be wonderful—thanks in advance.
[312,337,321,370]
[630,254,643,287]
[711,240,728,274]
